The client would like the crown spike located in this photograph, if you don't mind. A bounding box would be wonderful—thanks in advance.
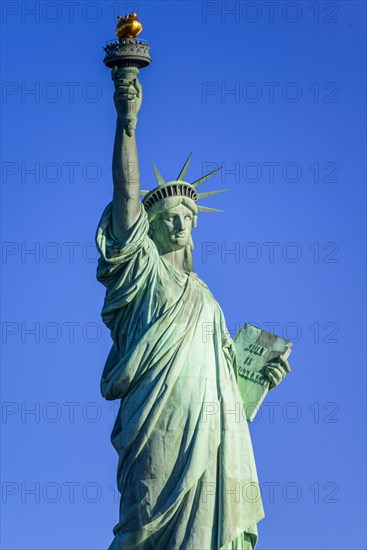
[191,167,222,188]
[152,163,165,186]
[197,189,228,199]
[176,153,192,181]
[140,190,149,195]
[197,205,223,213]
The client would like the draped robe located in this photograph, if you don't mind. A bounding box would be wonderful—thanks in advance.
[96,203,265,550]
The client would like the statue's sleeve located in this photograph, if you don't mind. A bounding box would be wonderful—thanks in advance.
[95,202,158,329]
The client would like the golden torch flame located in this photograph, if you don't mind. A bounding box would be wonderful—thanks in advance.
[116,13,143,39]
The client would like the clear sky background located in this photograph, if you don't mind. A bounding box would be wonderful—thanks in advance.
[1,1,366,549]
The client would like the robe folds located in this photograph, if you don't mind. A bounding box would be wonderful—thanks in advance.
[96,203,265,550]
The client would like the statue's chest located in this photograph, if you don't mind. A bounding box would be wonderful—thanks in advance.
[154,275,188,315]
[153,271,219,320]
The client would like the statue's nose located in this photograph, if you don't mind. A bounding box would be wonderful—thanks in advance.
[176,216,184,230]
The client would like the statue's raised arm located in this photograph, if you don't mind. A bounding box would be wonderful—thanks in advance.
[111,66,142,240]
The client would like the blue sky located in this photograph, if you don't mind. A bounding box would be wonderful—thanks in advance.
[1,1,366,549]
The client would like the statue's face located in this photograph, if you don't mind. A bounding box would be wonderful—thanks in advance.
[152,204,194,252]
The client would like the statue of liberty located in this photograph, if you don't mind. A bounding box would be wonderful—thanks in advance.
[96,17,290,550]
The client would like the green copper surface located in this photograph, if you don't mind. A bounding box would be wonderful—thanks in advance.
[97,35,290,550]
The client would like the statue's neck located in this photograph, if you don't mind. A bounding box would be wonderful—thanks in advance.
[157,247,187,275]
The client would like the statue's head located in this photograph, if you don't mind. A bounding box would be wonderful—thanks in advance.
[141,155,226,270]
[148,195,197,245]
[147,194,197,270]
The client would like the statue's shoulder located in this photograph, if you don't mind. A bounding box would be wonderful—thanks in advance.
[189,272,227,318]
[190,272,209,290]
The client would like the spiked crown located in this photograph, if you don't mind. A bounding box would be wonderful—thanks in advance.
[141,154,227,214]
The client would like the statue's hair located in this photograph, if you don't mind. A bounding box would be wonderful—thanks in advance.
[147,196,198,225]
[147,196,197,272]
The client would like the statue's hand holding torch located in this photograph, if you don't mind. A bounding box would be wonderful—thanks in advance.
[112,66,142,136]
[103,13,150,137]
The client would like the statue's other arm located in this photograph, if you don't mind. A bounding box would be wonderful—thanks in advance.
[111,66,142,241]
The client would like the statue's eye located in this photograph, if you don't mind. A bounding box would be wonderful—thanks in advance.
[185,215,192,220]
[165,216,173,222]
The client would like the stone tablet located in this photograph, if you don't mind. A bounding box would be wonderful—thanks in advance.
[234,324,292,421]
